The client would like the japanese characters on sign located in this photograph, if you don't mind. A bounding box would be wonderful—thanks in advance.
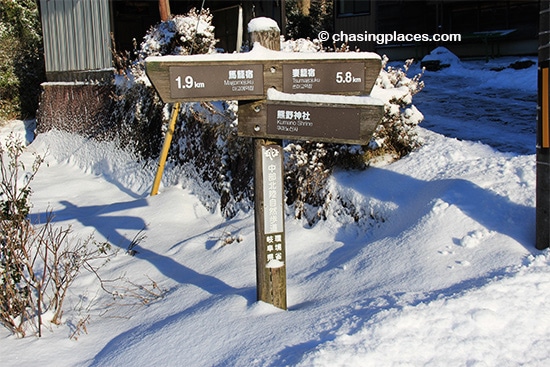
[267,104,362,142]
[273,108,312,132]
[261,145,285,269]
[169,64,264,99]
[262,145,284,234]
[282,62,365,94]
[264,233,284,268]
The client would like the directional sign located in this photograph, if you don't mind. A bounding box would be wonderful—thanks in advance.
[238,91,384,145]
[266,104,361,141]
[145,50,381,102]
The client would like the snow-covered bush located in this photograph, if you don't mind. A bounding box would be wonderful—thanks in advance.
[369,56,425,160]
[109,79,165,158]
[139,9,216,57]
[171,101,254,217]
[284,141,368,224]
[130,8,217,82]
[280,37,323,53]
[111,8,217,158]
[111,8,253,217]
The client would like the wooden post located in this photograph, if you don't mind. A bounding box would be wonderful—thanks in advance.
[248,18,281,51]
[159,0,171,21]
[151,102,180,196]
[247,18,287,309]
[537,0,550,250]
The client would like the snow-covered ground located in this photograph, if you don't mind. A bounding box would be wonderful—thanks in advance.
[1,56,548,366]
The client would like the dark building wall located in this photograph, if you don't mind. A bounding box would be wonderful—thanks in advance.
[111,0,285,54]
[333,0,540,59]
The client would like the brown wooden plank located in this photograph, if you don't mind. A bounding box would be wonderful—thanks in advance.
[238,99,384,145]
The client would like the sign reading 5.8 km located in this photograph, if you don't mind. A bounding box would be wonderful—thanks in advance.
[282,62,364,94]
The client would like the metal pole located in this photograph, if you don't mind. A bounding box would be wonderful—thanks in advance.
[536,0,550,250]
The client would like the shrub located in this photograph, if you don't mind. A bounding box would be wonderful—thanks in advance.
[111,9,254,217]
[285,0,333,41]
[0,135,163,338]
[369,57,424,159]
[0,0,45,120]
[111,8,218,159]
[0,134,105,337]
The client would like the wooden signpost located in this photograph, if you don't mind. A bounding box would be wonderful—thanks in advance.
[145,19,384,310]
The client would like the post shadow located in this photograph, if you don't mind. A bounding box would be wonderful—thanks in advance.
[30,198,243,298]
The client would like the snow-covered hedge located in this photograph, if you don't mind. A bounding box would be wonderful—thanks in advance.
[112,13,425,223]
[111,8,217,158]
[370,56,424,159]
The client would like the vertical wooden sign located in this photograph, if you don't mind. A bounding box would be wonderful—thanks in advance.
[254,143,287,309]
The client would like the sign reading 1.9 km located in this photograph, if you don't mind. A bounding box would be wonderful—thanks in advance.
[169,64,264,99]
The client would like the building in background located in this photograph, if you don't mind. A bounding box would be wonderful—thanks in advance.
[38,0,540,83]
[335,0,540,60]
[39,0,285,82]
